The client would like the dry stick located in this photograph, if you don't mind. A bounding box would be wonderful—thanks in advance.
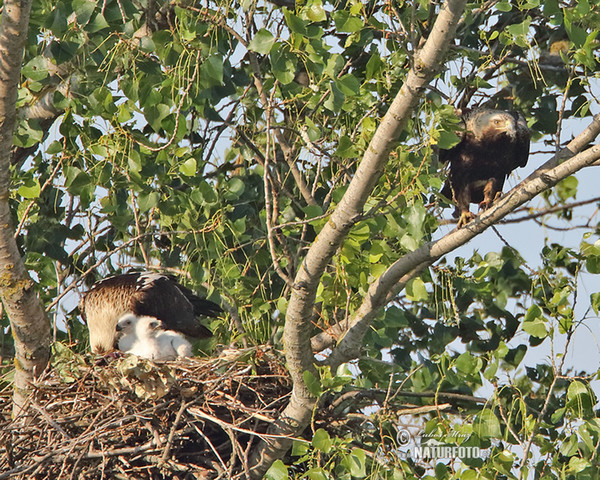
[190,423,229,476]
[187,407,308,443]
[329,389,486,413]
[0,452,56,480]
[160,399,188,463]
[29,399,72,440]
[396,404,452,415]
[518,376,558,477]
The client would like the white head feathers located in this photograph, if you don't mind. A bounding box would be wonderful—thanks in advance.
[116,314,193,361]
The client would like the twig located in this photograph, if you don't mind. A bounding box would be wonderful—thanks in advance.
[160,399,188,463]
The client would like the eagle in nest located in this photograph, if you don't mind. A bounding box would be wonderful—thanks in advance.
[116,314,193,361]
[440,109,531,227]
[80,272,222,354]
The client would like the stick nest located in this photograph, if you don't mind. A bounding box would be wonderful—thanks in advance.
[0,345,291,480]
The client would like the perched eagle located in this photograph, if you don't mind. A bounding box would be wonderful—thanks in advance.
[440,109,531,227]
[80,272,222,354]
[116,314,193,360]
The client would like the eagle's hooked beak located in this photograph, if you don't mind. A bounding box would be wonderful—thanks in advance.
[504,119,516,136]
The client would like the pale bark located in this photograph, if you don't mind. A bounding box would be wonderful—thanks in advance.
[324,114,600,369]
[0,0,51,416]
[248,1,468,477]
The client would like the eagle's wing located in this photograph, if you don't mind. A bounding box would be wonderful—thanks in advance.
[131,273,215,339]
[511,111,531,168]
[170,279,223,318]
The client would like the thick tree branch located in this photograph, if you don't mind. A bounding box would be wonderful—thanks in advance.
[0,0,51,416]
[325,116,600,370]
[248,1,468,477]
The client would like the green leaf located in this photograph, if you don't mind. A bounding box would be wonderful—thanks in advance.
[455,352,479,375]
[342,448,367,477]
[285,11,307,35]
[522,304,549,338]
[248,29,276,54]
[303,370,322,396]
[334,135,358,159]
[306,469,328,480]
[179,158,197,176]
[303,204,323,219]
[336,74,360,96]
[22,56,50,81]
[568,457,592,474]
[522,306,549,339]
[85,12,110,33]
[406,277,428,301]
[591,292,600,315]
[475,409,501,439]
[312,429,332,453]
[586,256,600,274]
[305,0,327,22]
[73,0,96,25]
[559,434,579,457]
[270,44,297,84]
[437,130,461,149]
[264,460,289,480]
[201,56,224,87]
[138,192,160,213]
[566,380,596,417]
[365,54,384,79]
[227,177,245,197]
[496,1,512,11]
[332,11,364,33]
[18,179,41,199]
[291,439,310,457]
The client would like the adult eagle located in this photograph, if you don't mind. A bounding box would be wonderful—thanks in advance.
[80,272,222,354]
[440,108,531,227]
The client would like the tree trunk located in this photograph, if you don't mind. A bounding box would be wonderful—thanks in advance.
[0,0,51,417]
[248,0,468,476]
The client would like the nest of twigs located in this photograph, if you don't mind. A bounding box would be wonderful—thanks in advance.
[0,345,291,480]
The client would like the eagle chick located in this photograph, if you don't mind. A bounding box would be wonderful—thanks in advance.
[116,314,193,361]
[440,109,531,227]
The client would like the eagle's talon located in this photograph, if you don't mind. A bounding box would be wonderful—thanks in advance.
[457,211,475,228]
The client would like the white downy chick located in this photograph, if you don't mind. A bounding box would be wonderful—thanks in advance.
[116,314,192,360]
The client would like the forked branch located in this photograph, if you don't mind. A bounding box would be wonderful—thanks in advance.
[248,0,468,477]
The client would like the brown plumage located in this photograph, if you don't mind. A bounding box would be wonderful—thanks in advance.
[440,109,531,227]
[80,272,221,354]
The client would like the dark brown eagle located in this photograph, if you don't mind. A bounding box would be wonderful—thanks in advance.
[80,272,222,354]
[440,109,531,227]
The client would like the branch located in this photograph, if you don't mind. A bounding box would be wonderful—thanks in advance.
[248,1,468,477]
[0,0,51,417]
[325,115,600,370]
